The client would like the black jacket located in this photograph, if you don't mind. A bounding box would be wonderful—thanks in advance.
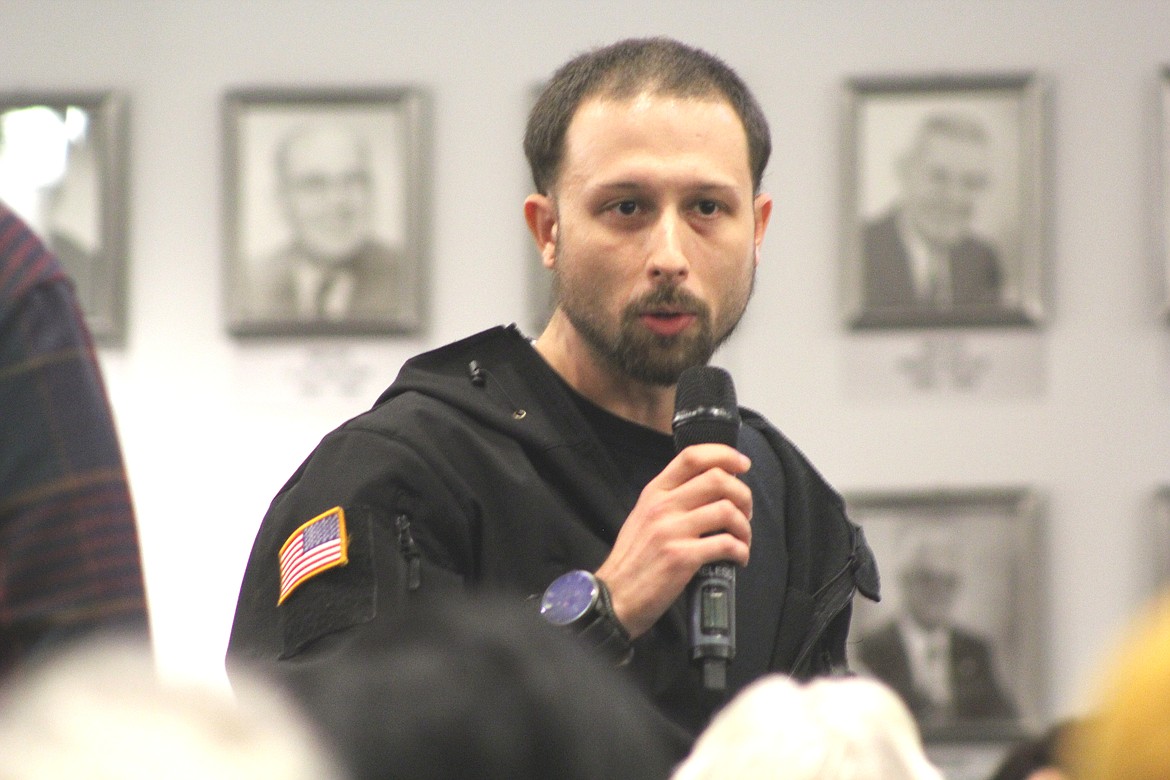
[228,325,879,744]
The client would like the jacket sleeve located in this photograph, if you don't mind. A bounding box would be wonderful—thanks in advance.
[740,412,880,679]
[226,425,473,684]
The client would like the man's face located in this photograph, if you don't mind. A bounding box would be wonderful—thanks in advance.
[279,127,373,263]
[900,565,960,631]
[546,94,771,385]
[900,133,991,251]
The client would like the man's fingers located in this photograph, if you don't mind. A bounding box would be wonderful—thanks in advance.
[654,444,750,491]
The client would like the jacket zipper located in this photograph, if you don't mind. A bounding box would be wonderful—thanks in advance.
[394,514,421,591]
[791,556,857,673]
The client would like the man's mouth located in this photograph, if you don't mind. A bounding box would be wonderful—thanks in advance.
[640,311,696,337]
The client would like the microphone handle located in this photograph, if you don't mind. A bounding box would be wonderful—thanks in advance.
[688,559,736,691]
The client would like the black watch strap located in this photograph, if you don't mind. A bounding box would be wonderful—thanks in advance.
[579,576,633,666]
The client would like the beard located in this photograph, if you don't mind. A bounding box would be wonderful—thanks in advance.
[554,252,755,387]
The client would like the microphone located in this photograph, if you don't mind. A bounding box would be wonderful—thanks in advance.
[672,365,740,692]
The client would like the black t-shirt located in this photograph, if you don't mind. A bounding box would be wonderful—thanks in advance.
[560,381,675,501]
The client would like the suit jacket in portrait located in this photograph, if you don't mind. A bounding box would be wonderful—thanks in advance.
[244,239,416,329]
[861,209,1003,314]
[856,620,1016,727]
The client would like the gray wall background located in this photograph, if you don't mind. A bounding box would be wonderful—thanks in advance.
[6,0,1170,724]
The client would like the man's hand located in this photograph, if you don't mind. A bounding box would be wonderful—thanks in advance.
[595,443,752,639]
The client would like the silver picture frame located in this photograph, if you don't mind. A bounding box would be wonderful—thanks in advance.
[1151,486,1170,593]
[0,91,129,344]
[223,87,430,337]
[844,487,1045,750]
[524,81,556,337]
[1162,67,1170,321]
[841,73,1047,329]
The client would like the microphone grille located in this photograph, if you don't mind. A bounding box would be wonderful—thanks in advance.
[673,366,740,450]
[675,365,737,412]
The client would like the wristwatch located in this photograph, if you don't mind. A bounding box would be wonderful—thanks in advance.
[539,570,632,665]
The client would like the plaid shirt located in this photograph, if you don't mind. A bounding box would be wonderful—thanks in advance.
[0,202,147,677]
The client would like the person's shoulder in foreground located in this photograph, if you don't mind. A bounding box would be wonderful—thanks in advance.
[0,200,148,680]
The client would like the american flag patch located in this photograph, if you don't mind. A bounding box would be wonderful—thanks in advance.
[278,506,349,605]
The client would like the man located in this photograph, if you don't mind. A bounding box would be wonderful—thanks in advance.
[242,123,415,330]
[228,37,878,757]
[856,524,1016,730]
[861,112,1003,318]
[0,199,149,678]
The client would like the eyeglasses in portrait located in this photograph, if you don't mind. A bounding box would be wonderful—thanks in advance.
[840,74,1047,330]
[223,88,430,337]
[0,92,128,344]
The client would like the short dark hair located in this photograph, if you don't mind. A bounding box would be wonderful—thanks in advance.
[524,37,771,196]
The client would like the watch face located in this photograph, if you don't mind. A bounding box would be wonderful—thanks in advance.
[540,570,598,627]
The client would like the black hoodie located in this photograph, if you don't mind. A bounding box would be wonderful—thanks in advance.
[228,324,880,756]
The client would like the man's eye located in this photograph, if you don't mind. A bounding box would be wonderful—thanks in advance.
[695,200,720,216]
[614,200,639,216]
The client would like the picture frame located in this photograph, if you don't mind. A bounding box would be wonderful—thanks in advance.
[524,81,556,336]
[223,87,430,337]
[1150,486,1170,593]
[840,73,1047,329]
[0,91,129,344]
[843,487,1045,754]
[1162,67,1170,321]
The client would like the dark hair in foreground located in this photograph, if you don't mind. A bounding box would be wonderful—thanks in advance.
[281,594,683,780]
[524,37,772,196]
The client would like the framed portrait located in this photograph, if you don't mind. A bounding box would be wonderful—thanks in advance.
[1151,487,1170,593]
[524,82,556,336]
[844,487,1044,754]
[840,73,1047,329]
[1162,68,1170,321]
[223,87,430,337]
[0,91,129,343]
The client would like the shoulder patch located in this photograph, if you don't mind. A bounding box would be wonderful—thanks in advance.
[278,506,349,605]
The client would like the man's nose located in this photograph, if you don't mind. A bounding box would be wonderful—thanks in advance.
[646,210,690,281]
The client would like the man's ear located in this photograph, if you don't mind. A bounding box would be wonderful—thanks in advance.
[524,194,557,269]
[752,193,773,267]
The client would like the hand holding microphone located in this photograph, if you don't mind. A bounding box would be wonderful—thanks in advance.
[592,367,751,670]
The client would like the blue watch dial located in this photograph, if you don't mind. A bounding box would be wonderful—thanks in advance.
[540,570,599,626]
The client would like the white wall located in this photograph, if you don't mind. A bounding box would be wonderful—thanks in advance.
[6,0,1170,722]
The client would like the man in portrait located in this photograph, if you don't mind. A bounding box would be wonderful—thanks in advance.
[244,122,413,329]
[856,522,1016,730]
[861,112,1004,317]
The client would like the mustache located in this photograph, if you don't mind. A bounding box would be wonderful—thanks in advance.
[627,285,708,316]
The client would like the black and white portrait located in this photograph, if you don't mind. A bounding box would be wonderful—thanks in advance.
[845,489,1043,742]
[0,93,127,342]
[842,75,1045,329]
[224,89,429,337]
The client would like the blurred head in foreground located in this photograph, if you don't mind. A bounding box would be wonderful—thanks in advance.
[1066,589,1170,780]
[280,594,682,780]
[671,673,943,780]
[0,634,343,780]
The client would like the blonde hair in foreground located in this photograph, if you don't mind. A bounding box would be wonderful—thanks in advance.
[0,635,343,780]
[671,674,943,780]
[1067,589,1170,780]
